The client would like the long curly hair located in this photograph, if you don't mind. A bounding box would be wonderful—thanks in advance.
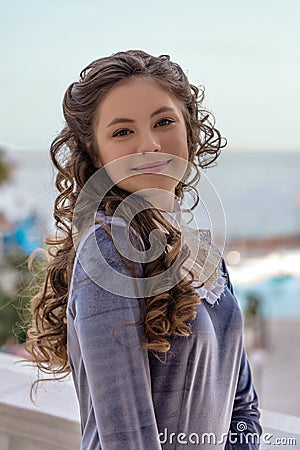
[24,49,227,385]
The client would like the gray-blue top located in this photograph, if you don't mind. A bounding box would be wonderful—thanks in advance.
[67,212,262,449]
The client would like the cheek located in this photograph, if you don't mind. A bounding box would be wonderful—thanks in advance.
[95,140,134,185]
[167,128,189,158]
[96,141,114,166]
[97,140,133,166]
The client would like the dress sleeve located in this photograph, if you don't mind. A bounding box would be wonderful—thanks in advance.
[221,258,263,449]
[72,224,162,449]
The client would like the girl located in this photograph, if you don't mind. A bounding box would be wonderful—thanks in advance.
[25,50,262,449]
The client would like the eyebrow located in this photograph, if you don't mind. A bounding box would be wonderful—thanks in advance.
[106,106,177,128]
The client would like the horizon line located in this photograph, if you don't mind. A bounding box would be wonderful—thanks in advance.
[0,142,299,153]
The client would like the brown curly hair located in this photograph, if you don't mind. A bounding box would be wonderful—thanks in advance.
[24,49,226,387]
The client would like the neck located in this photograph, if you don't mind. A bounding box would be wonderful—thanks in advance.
[140,189,176,213]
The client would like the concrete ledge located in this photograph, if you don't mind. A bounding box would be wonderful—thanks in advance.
[0,352,80,450]
[0,403,80,450]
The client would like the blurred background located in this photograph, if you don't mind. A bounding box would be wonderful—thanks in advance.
[0,0,299,428]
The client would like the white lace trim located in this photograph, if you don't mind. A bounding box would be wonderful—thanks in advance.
[161,210,227,306]
[192,269,227,307]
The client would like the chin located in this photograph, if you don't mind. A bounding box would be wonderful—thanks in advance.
[117,175,165,190]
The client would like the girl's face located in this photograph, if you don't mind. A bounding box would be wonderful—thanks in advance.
[93,76,189,211]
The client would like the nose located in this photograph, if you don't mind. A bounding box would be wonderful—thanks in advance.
[137,131,161,154]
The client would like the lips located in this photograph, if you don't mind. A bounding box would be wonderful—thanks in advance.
[132,159,172,171]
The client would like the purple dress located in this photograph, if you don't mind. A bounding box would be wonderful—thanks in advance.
[67,210,262,449]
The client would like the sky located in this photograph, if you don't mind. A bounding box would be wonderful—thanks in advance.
[0,0,299,151]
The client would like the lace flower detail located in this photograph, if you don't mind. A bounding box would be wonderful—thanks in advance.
[192,268,227,307]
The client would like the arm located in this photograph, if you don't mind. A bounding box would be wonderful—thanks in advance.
[221,258,263,449]
[72,224,161,449]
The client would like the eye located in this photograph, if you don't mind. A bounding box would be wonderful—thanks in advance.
[112,129,131,138]
[155,118,175,127]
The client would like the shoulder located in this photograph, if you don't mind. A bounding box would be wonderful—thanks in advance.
[75,210,144,277]
[69,211,144,302]
[67,215,145,319]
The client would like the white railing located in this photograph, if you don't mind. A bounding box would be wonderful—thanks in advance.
[0,352,299,449]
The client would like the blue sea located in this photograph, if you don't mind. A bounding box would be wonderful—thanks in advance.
[1,148,299,240]
[236,275,300,320]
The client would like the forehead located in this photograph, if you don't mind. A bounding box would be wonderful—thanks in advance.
[96,76,184,122]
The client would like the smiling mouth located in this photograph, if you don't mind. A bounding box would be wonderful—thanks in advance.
[132,159,172,172]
